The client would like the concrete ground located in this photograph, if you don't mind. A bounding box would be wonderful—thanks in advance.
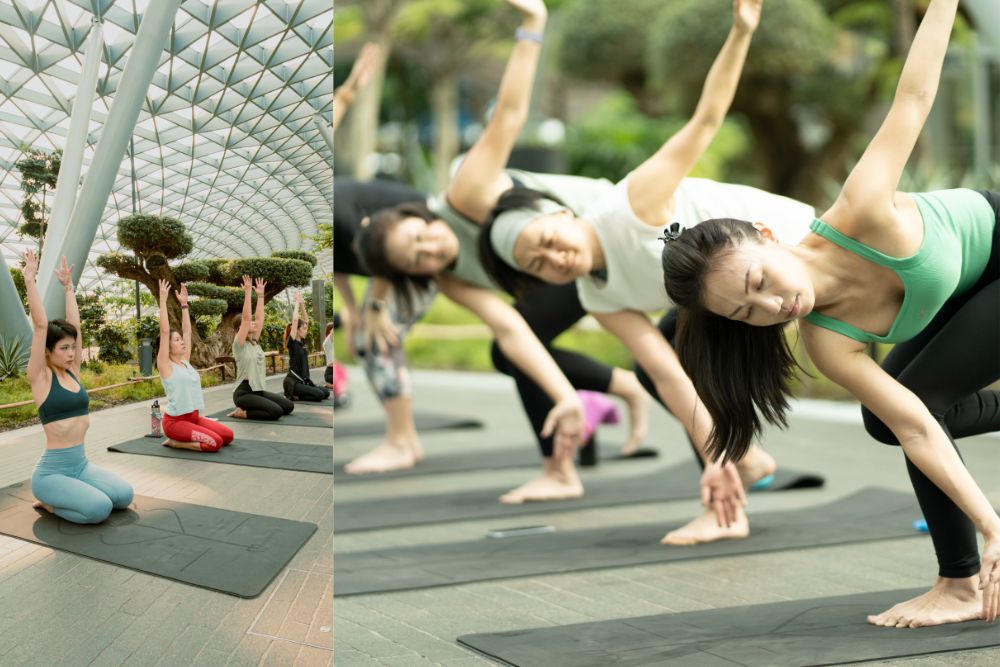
[0,370,332,667]
[334,367,1000,666]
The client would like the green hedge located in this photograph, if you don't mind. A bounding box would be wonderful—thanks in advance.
[172,260,210,283]
[189,299,228,318]
[187,282,246,308]
[272,250,318,267]
[220,257,313,288]
[117,214,193,259]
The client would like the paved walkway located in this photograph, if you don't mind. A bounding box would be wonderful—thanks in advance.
[0,370,332,667]
[335,367,1000,666]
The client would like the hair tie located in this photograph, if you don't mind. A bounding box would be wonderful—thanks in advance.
[658,222,683,245]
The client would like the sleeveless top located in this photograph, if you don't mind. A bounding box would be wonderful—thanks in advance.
[427,168,614,290]
[161,360,205,416]
[578,176,815,313]
[38,369,90,425]
[323,334,334,366]
[804,189,996,344]
[233,336,267,391]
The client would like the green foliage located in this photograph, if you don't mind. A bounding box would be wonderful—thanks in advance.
[187,282,245,308]
[9,268,26,309]
[194,315,218,339]
[189,299,228,319]
[15,149,60,246]
[260,319,286,352]
[77,292,106,346]
[96,252,142,277]
[173,260,210,283]
[272,250,318,267]
[95,322,132,365]
[220,258,313,288]
[201,259,229,284]
[81,359,105,374]
[0,335,28,380]
[558,0,663,88]
[135,315,160,341]
[310,223,332,251]
[117,214,193,260]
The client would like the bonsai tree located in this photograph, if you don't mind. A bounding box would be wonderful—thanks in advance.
[96,214,316,366]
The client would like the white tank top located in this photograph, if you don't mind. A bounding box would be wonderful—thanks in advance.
[161,359,205,416]
[577,176,815,313]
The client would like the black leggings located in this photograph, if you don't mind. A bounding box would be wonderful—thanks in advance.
[491,282,615,457]
[283,374,331,402]
[862,190,1000,578]
[233,380,295,421]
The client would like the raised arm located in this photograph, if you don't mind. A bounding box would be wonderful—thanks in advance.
[289,292,302,342]
[178,283,191,362]
[157,279,173,377]
[235,275,252,345]
[332,43,380,133]
[627,0,760,226]
[54,256,82,377]
[253,278,267,336]
[831,0,958,221]
[437,275,583,457]
[22,250,48,384]
[446,0,548,222]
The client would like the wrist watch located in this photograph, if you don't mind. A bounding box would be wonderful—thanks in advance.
[368,299,386,313]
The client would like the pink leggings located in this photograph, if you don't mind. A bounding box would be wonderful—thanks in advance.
[162,410,235,452]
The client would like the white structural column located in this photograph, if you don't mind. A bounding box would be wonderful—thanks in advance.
[41,0,182,318]
[37,19,103,297]
[0,251,31,350]
[314,114,334,156]
[966,0,1000,55]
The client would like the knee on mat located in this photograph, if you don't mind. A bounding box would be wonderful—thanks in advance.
[78,495,114,523]
[861,406,899,446]
[192,431,223,452]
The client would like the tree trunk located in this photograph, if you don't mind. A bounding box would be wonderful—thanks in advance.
[431,72,460,193]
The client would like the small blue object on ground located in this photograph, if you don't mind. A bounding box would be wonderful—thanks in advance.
[750,474,775,491]
[913,518,929,533]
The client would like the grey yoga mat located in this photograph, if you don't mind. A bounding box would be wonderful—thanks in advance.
[0,481,317,598]
[334,488,917,596]
[108,437,332,474]
[206,408,331,429]
[334,412,483,439]
[334,443,657,483]
[333,462,824,532]
[458,587,1000,666]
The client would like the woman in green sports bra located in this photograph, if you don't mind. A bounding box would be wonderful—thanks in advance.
[661,0,1000,629]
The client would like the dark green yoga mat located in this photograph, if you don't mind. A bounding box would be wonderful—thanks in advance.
[334,443,657,483]
[334,461,824,532]
[206,408,331,429]
[0,481,316,598]
[334,488,915,596]
[334,412,483,439]
[459,587,1000,666]
[108,438,332,474]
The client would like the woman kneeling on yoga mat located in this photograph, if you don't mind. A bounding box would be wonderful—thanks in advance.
[229,276,294,421]
[23,250,133,524]
[155,279,234,451]
[661,0,1000,627]
[282,291,330,402]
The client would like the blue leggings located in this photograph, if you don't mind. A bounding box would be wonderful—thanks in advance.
[32,445,133,524]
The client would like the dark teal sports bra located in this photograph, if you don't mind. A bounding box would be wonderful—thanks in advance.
[38,370,90,425]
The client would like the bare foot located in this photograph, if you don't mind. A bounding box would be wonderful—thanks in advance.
[867,576,982,628]
[228,408,248,419]
[162,438,204,451]
[344,443,416,475]
[736,444,777,488]
[500,458,583,504]
[32,500,54,514]
[411,438,425,463]
[661,508,750,545]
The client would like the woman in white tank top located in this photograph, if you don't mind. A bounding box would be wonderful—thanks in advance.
[482,0,814,546]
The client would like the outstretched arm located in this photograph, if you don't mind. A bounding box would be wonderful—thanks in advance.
[332,43,380,133]
[253,278,267,337]
[627,0,760,227]
[157,279,173,376]
[446,0,548,222]
[290,292,301,342]
[831,0,958,221]
[437,275,584,458]
[54,256,82,377]
[235,275,252,345]
[22,250,48,384]
[178,283,191,362]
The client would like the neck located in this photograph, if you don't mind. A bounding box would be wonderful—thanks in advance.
[789,239,851,311]
[583,220,606,271]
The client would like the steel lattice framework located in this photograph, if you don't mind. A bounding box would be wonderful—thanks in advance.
[0,0,332,293]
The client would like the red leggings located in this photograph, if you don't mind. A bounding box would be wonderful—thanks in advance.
[162,411,235,452]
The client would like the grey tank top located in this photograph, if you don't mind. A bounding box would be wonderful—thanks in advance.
[427,169,614,290]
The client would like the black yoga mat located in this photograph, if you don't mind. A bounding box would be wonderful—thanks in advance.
[334,488,916,596]
[0,481,316,598]
[205,408,332,429]
[334,412,483,439]
[459,586,1000,666]
[334,461,824,532]
[108,437,332,474]
[334,444,657,483]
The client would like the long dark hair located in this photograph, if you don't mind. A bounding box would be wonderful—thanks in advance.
[45,319,77,351]
[354,201,435,318]
[478,187,554,299]
[662,218,801,464]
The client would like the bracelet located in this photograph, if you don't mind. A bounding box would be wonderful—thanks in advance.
[181,304,189,309]
[515,27,544,44]
[368,299,386,313]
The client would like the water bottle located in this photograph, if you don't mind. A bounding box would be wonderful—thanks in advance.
[150,399,162,437]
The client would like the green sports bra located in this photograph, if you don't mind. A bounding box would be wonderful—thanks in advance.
[804,189,995,344]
